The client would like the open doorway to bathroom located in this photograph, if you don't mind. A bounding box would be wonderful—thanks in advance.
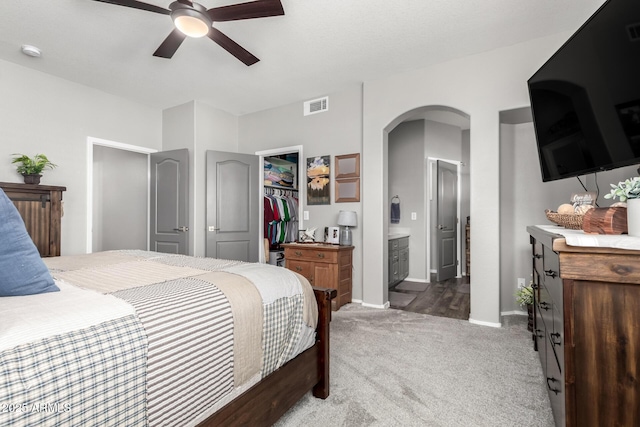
[387,107,470,320]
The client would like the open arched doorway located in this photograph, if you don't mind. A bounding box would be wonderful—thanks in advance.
[384,105,470,318]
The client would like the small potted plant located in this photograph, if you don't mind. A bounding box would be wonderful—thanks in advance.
[515,284,534,332]
[604,176,640,237]
[11,153,57,185]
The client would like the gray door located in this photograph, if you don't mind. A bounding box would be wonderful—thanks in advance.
[150,149,189,254]
[206,150,259,262]
[436,160,458,281]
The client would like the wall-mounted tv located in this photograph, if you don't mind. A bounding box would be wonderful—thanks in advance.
[528,0,640,182]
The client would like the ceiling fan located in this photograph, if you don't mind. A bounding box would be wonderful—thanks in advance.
[91,0,284,65]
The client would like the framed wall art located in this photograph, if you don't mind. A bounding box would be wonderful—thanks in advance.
[335,153,360,179]
[307,155,330,205]
[335,153,360,202]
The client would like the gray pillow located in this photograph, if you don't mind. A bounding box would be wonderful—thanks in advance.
[0,188,59,296]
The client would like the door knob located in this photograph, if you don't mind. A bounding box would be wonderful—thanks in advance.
[174,226,189,232]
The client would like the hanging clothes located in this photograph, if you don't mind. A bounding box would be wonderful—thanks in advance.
[264,190,299,245]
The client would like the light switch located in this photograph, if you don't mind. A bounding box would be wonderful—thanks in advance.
[303,211,309,220]
[411,212,417,220]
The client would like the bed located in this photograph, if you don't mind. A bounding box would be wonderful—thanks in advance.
[0,188,334,427]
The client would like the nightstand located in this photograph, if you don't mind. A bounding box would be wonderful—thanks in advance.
[281,243,353,311]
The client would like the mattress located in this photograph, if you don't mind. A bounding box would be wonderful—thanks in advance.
[0,250,317,426]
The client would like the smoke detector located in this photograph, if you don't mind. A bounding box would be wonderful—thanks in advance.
[21,45,42,58]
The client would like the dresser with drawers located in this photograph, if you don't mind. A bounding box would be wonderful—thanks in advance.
[1,182,66,257]
[281,243,353,311]
[528,226,640,427]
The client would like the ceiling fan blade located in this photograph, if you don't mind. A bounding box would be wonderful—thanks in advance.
[208,0,284,22]
[208,27,259,66]
[91,0,170,15]
[153,29,187,59]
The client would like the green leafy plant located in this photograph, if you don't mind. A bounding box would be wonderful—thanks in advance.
[515,284,534,307]
[604,177,640,202]
[11,153,57,175]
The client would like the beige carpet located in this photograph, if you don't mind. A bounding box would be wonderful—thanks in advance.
[275,304,554,427]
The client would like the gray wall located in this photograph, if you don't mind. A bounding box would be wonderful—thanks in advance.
[499,115,639,314]
[361,32,578,324]
[162,101,239,256]
[0,59,162,255]
[238,85,364,301]
[92,145,148,252]
[425,120,466,273]
[388,120,426,281]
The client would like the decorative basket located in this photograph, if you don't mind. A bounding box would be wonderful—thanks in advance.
[545,209,584,230]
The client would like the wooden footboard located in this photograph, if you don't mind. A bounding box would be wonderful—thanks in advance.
[198,286,336,426]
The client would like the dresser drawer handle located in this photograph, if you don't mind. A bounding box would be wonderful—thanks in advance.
[546,377,561,395]
[550,332,562,346]
[539,301,550,311]
[317,253,325,259]
[533,253,542,259]
[531,283,539,290]
[544,269,557,278]
[294,251,302,257]
[295,266,303,272]
[535,329,544,339]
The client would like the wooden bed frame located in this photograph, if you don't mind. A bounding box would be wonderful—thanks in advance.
[198,286,336,426]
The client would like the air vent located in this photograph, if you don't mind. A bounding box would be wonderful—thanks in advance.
[303,96,329,116]
[627,23,640,41]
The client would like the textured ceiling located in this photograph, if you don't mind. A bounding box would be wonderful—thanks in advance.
[0,0,606,115]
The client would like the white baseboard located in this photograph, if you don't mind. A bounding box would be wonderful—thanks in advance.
[404,277,429,283]
[501,310,527,316]
[469,317,502,328]
[351,298,363,304]
[361,301,390,309]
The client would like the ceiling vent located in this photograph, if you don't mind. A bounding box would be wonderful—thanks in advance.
[627,23,640,41]
[303,96,329,116]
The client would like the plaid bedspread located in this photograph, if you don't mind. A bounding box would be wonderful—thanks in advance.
[1,250,317,427]
[0,315,148,427]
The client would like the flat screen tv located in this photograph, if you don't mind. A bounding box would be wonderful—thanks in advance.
[528,0,640,182]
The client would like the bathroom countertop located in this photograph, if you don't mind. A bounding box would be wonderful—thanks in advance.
[388,233,410,240]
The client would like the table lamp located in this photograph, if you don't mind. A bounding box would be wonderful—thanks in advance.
[337,210,357,246]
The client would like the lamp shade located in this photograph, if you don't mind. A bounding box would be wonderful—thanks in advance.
[337,210,357,227]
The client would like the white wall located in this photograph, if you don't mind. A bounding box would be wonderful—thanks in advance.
[362,32,578,325]
[0,59,162,255]
[238,85,364,301]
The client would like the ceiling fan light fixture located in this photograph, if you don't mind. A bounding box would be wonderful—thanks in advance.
[171,5,211,38]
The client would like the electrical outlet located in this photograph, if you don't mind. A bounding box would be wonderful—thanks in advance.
[518,277,526,288]
[303,211,309,220]
[411,212,417,220]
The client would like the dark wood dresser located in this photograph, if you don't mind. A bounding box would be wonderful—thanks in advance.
[281,243,353,311]
[528,225,640,427]
[1,182,66,257]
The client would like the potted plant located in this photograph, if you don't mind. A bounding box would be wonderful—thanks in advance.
[11,153,57,185]
[604,176,640,236]
[515,284,534,332]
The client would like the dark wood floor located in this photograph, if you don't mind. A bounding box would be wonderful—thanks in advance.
[390,274,471,320]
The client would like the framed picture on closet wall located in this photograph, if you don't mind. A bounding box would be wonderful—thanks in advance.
[307,155,330,205]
